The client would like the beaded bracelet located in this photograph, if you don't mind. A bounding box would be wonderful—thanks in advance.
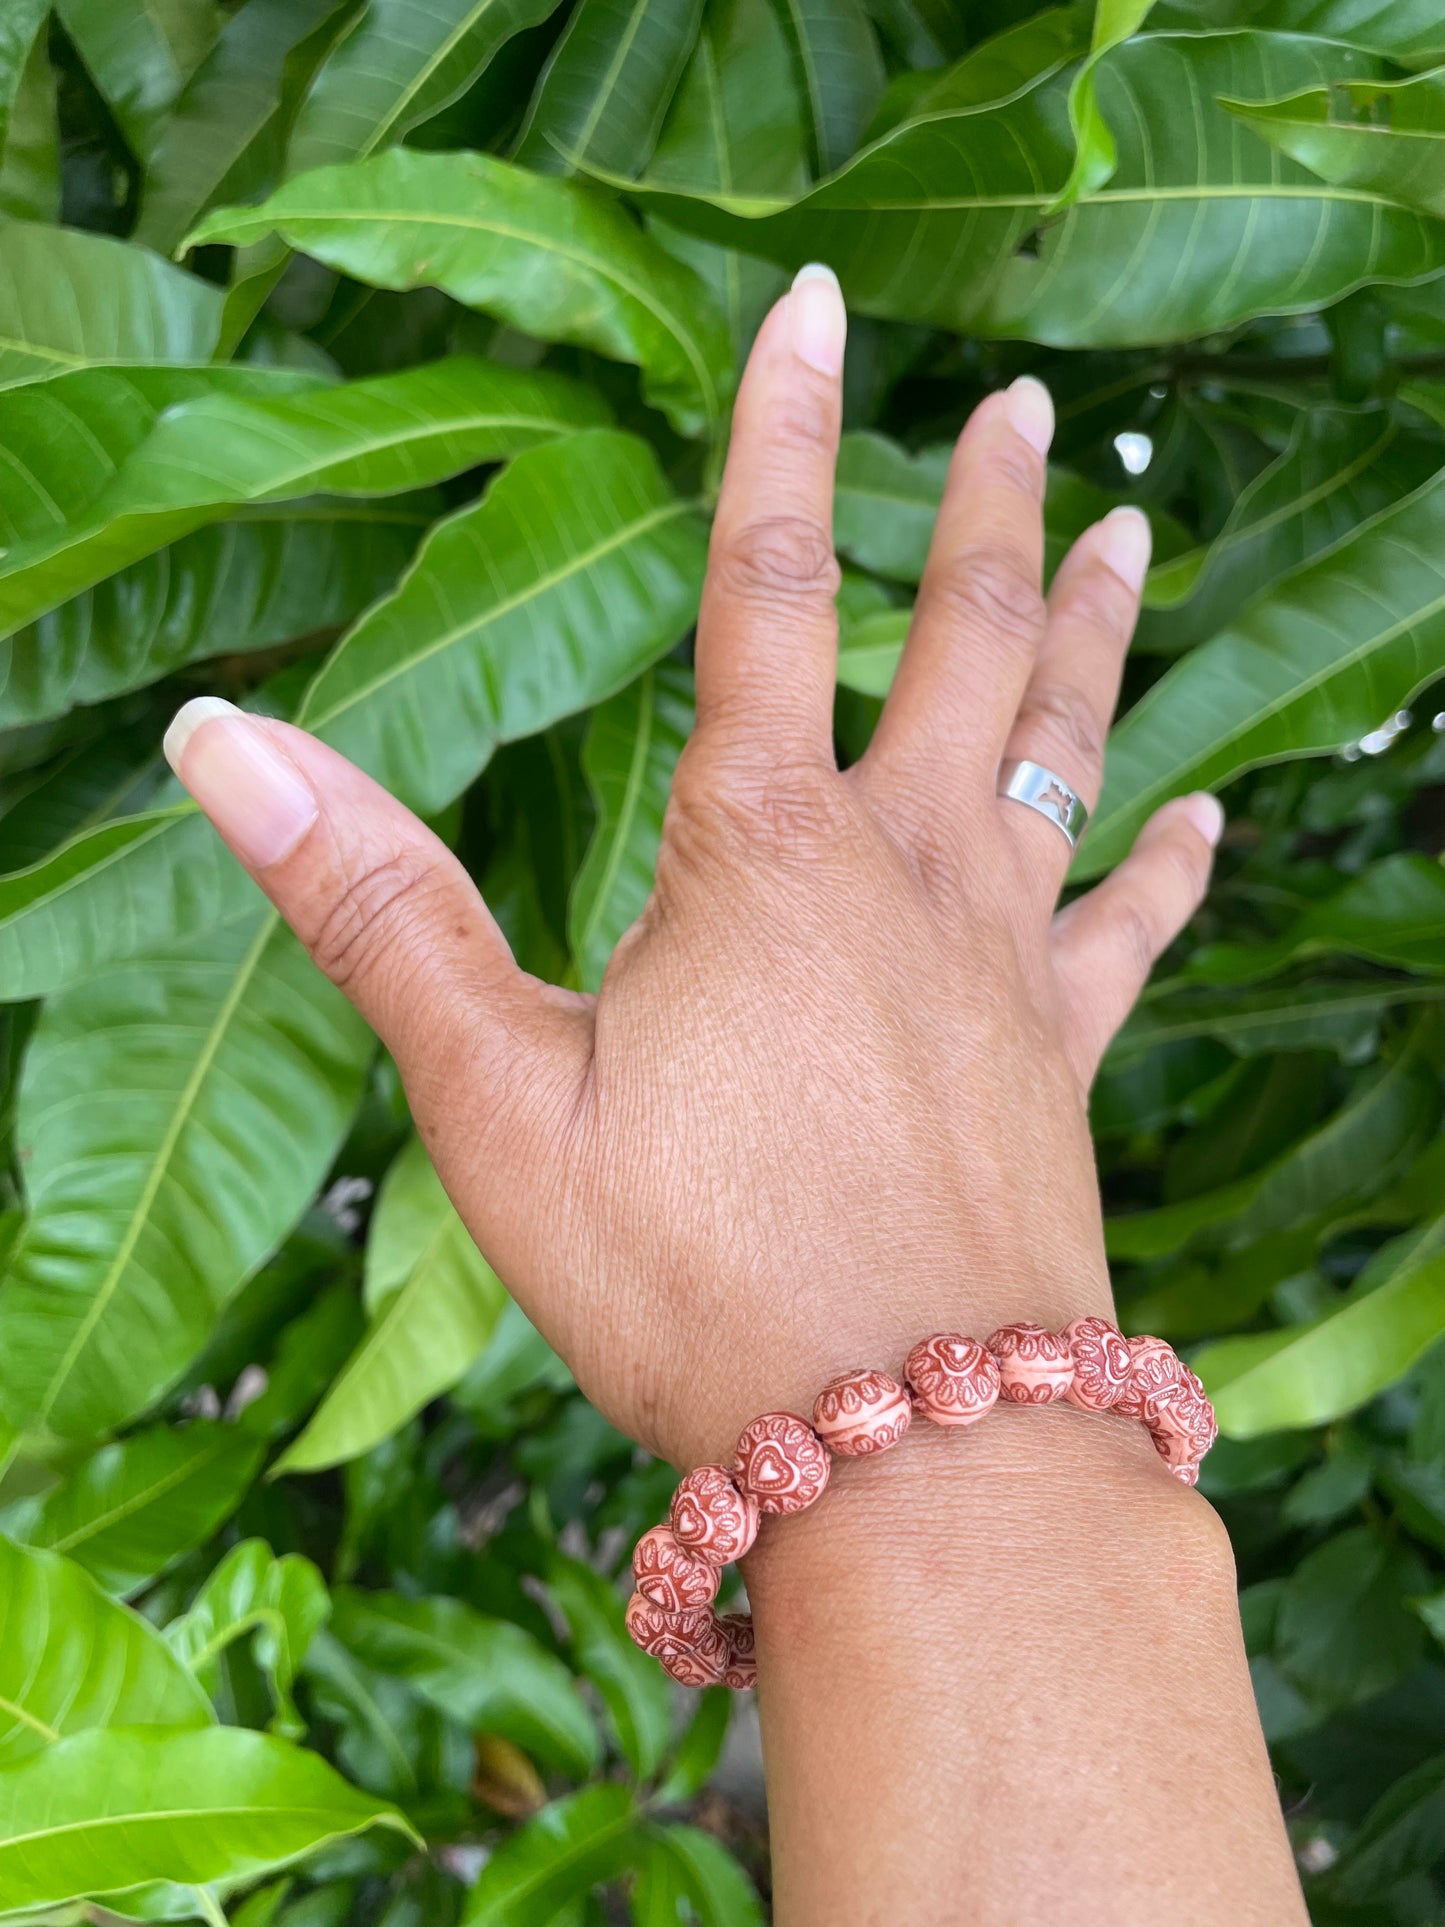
[624,1320,1216,1690]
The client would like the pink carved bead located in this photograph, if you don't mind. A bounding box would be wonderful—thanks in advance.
[812,1368,913,1457]
[632,1525,721,1613]
[670,1464,760,1565]
[1061,1316,1132,1412]
[1146,1364,1217,1470]
[624,1593,726,1686]
[1115,1334,1183,1421]
[734,1411,831,1515]
[986,1322,1075,1404]
[717,1612,757,1690]
[1172,1461,1200,1487]
[905,1334,1001,1426]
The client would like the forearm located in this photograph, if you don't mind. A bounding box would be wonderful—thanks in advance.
[745,1403,1307,1926]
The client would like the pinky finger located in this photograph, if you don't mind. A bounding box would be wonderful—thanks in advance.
[1052,792,1224,1082]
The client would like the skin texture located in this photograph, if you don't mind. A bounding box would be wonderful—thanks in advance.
[166,271,1308,1924]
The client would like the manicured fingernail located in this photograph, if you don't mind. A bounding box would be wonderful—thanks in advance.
[1180,791,1225,847]
[1006,374,1054,455]
[1098,505,1152,592]
[164,696,318,869]
[789,263,846,377]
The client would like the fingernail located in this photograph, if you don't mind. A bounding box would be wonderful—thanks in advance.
[1180,791,1225,847]
[1006,374,1054,456]
[1098,505,1152,592]
[789,263,846,377]
[164,697,318,869]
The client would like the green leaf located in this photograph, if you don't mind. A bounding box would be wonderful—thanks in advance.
[461,1784,637,1927]
[135,0,360,256]
[0,224,224,390]
[1318,1748,1445,1903]
[1155,0,1445,62]
[0,0,51,219]
[0,15,59,223]
[0,1534,213,1766]
[0,356,604,641]
[2,1422,265,1595]
[654,1688,730,1805]
[290,0,559,175]
[0,1724,414,1913]
[570,664,693,992]
[277,1134,508,1474]
[1226,67,1445,222]
[769,0,883,176]
[165,1540,330,1738]
[187,149,734,436]
[1049,0,1156,213]
[294,427,708,815]
[515,0,705,177]
[1274,1527,1427,1711]
[1108,979,1445,1067]
[633,1823,764,1927]
[1105,1048,1440,1263]
[54,0,220,160]
[329,1587,601,1777]
[545,1552,674,1779]
[3,505,426,729]
[1197,1213,1445,1437]
[0,916,373,1441]
[1080,468,1445,879]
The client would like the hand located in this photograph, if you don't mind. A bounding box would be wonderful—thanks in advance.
[165,267,1222,1472]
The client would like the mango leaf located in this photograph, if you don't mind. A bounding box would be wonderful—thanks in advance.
[0,357,605,640]
[0,915,374,1442]
[1080,468,1445,878]
[0,809,261,1005]
[165,1540,330,1738]
[0,0,49,207]
[277,1134,507,1475]
[1274,1527,1427,1711]
[290,0,559,175]
[1050,0,1157,212]
[301,1631,428,1803]
[770,0,884,176]
[1226,68,1445,221]
[3,504,426,729]
[1105,1049,1440,1263]
[545,1552,674,1779]
[135,0,360,256]
[570,664,693,993]
[295,427,708,814]
[53,0,220,160]
[461,1784,638,1927]
[1317,1749,1445,1905]
[0,1724,415,1913]
[612,29,1445,345]
[1185,854,1445,985]
[1197,1213,1445,1437]
[654,1689,731,1804]
[2,1422,265,1595]
[328,1586,601,1776]
[0,224,224,389]
[1109,980,1445,1068]
[1152,0,1445,62]
[515,0,705,177]
[633,1823,765,1927]
[1138,405,1442,656]
[187,150,734,437]
[0,1534,213,1767]
[0,15,59,223]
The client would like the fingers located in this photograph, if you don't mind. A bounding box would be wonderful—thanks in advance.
[999,506,1152,899]
[163,697,591,1149]
[692,264,846,769]
[1051,793,1224,1080]
[861,377,1052,809]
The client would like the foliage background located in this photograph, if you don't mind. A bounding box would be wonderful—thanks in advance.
[2,0,1445,1918]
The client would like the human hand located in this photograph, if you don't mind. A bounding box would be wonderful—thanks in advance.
[164,267,1222,1472]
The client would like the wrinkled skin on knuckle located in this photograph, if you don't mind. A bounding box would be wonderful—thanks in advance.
[929,543,1045,650]
[711,513,842,614]
[304,847,443,993]
[1014,680,1108,778]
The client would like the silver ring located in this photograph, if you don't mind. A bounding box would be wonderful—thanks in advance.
[998,760,1088,848]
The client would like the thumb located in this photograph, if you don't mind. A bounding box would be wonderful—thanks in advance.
[163,697,592,1180]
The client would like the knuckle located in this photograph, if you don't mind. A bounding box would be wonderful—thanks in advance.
[1112,897,1160,982]
[930,544,1045,645]
[986,437,1046,503]
[663,753,852,881]
[306,847,441,991]
[1015,681,1107,778]
[1062,561,1135,637]
[714,515,841,611]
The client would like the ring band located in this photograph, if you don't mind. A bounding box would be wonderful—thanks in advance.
[999,760,1088,848]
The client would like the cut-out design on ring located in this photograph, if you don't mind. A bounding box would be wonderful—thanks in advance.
[1039,780,1076,825]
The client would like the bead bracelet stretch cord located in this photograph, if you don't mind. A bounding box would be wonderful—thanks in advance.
[625,1320,1217,1691]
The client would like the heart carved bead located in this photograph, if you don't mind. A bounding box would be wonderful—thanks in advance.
[734,1411,830,1514]
[632,1524,721,1612]
[717,1612,757,1690]
[986,1323,1074,1404]
[624,1593,727,1686]
[812,1368,912,1456]
[670,1464,760,1564]
[1115,1334,1183,1421]
[1061,1316,1132,1412]
[905,1334,1001,1426]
